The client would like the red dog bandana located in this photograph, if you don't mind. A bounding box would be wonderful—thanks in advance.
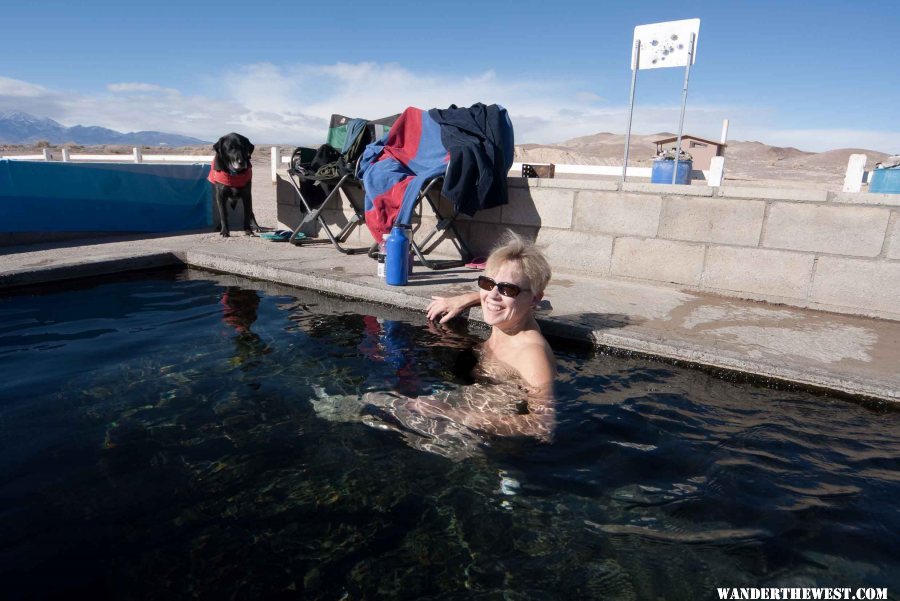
[208,163,252,188]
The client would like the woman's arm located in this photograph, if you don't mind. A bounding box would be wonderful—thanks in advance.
[426,292,481,323]
[407,387,555,441]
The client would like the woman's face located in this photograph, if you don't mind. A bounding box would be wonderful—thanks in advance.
[479,261,540,331]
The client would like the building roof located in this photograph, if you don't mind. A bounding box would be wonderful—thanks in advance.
[653,134,725,147]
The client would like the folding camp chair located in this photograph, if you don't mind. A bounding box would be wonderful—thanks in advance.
[286,115,397,254]
[357,107,482,270]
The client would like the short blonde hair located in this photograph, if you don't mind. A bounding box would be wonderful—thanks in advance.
[484,231,551,295]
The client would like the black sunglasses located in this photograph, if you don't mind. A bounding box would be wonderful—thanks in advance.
[477,275,530,298]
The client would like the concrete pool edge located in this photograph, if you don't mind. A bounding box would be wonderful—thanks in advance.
[0,252,184,288]
[2,248,894,405]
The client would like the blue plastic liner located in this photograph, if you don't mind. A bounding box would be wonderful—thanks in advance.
[869,168,900,194]
[0,160,211,232]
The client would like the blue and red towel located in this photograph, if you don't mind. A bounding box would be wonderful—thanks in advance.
[357,107,449,241]
[358,104,514,242]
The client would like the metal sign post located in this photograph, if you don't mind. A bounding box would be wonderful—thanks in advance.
[671,32,697,184]
[621,40,641,183]
[622,19,700,185]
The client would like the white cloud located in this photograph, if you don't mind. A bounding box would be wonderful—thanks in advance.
[107,82,179,95]
[0,67,897,153]
[0,76,50,97]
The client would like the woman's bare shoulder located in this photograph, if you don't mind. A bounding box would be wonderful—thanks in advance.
[510,337,556,389]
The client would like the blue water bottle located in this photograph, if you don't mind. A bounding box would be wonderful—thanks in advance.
[385,224,411,286]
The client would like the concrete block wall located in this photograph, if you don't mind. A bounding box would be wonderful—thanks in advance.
[276,172,900,321]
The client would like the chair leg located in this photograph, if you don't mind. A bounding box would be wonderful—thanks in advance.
[285,172,370,254]
[409,178,473,270]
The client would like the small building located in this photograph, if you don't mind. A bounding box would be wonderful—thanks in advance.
[653,135,725,170]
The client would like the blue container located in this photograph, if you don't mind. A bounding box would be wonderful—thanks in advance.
[651,159,693,185]
[869,168,900,194]
[385,225,411,286]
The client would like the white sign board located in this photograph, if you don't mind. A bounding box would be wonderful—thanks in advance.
[631,18,700,70]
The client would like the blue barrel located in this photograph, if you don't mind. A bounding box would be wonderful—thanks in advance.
[651,159,693,185]
[385,225,411,286]
[870,168,900,194]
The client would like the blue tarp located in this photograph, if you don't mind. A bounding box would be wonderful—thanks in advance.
[870,168,900,194]
[0,160,211,232]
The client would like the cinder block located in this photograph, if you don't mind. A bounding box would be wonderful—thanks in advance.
[573,191,661,236]
[534,228,614,275]
[465,222,538,258]
[829,191,900,207]
[502,187,574,228]
[718,186,829,202]
[622,182,713,196]
[412,190,465,223]
[611,237,705,286]
[763,203,890,257]
[659,196,765,246]
[810,256,900,315]
[529,178,619,191]
[276,175,303,207]
[886,216,900,260]
[409,215,467,259]
[704,246,814,299]
[458,202,503,223]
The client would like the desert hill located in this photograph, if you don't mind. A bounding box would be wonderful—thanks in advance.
[514,132,890,187]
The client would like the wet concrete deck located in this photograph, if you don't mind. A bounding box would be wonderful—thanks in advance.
[2,231,898,403]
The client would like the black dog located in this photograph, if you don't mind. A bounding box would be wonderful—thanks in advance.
[209,132,259,237]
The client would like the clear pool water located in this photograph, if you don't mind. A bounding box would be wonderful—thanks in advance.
[0,269,897,600]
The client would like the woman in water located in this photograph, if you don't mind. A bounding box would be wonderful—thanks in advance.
[418,231,557,440]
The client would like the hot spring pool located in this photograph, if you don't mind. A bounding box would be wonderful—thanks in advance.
[0,269,897,600]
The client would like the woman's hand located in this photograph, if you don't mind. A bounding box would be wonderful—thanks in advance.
[426,292,480,324]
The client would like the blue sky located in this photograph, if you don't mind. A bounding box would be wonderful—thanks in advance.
[1,0,897,152]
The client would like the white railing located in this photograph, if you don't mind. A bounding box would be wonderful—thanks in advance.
[0,147,212,164]
[8,147,875,191]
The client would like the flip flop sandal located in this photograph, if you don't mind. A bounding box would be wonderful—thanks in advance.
[465,256,487,269]
[259,230,297,242]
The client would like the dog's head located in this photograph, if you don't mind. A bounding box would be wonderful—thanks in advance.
[213,133,254,174]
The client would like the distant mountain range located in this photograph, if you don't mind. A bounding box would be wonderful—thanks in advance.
[0,111,208,146]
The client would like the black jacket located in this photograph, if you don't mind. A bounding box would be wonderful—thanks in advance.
[427,103,514,216]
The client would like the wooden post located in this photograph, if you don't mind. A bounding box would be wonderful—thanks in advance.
[133,147,142,163]
[271,146,281,184]
[842,154,867,192]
